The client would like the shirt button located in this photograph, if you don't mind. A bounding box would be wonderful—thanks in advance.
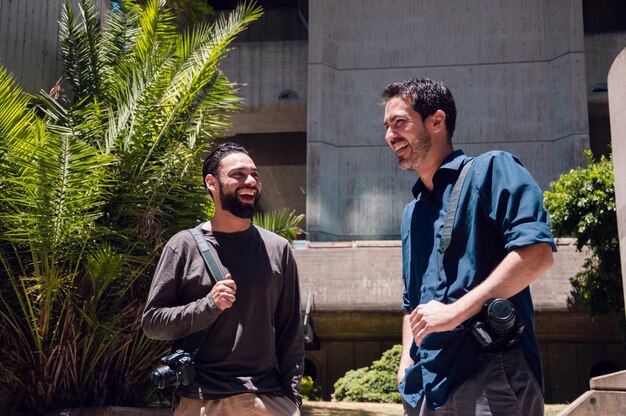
[422,287,426,293]
[422,352,428,358]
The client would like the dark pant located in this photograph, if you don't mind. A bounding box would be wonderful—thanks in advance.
[403,349,543,416]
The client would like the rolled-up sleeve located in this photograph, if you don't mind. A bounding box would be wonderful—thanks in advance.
[477,151,557,253]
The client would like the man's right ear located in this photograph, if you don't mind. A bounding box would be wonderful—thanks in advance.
[205,174,217,193]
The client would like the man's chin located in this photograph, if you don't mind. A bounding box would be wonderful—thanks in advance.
[398,159,413,171]
[226,203,258,219]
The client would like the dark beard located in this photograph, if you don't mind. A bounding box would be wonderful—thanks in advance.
[219,183,260,219]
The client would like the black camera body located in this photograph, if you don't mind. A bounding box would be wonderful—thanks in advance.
[151,349,196,389]
[469,298,524,351]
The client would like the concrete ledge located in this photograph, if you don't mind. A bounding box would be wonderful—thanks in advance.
[557,371,626,416]
[295,238,589,312]
[590,370,626,391]
[557,390,626,416]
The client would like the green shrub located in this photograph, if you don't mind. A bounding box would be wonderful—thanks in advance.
[301,375,322,401]
[544,151,623,320]
[333,345,402,403]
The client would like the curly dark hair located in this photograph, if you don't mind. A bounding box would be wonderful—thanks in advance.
[381,78,456,142]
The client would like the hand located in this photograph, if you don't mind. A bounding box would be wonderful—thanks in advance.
[409,300,461,346]
[211,274,237,310]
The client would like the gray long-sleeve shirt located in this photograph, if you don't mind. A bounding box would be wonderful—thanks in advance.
[142,223,304,406]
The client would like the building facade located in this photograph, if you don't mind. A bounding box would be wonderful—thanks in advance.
[214,0,626,242]
[2,0,625,405]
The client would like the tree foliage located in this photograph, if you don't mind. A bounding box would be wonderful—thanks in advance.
[129,0,215,29]
[333,344,402,403]
[544,150,623,319]
[0,1,262,414]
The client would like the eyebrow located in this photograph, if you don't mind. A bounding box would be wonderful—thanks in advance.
[227,166,258,174]
[383,113,406,127]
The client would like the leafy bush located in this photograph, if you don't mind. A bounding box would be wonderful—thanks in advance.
[301,375,322,401]
[333,345,402,403]
[544,151,623,319]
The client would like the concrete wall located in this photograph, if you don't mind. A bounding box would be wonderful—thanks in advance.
[608,48,626,322]
[585,33,626,92]
[307,0,590,241]
[295,238,587,314]
[220,40,308,135]
[0,0,109,94]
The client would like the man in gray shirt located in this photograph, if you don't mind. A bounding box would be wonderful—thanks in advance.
[142,142,304,416]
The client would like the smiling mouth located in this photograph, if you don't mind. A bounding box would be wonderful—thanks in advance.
[237,188,257,202]
[392,141,409,153]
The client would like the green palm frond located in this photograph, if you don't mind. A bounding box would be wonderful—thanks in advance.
[253,208,305,243]
[1,120,112,254]
[101,1,139,68]
[1,0,263,412]
[0,67,34,145]
[59,0,105,103]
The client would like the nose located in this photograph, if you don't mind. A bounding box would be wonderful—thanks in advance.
[385,126,397,142]
[245,174,257,186]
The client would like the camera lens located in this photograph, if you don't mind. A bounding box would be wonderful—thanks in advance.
[485,298,516,335]
[152,365,179,389]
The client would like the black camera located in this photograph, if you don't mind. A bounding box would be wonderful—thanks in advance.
[151,349,196,389]
[469,298,524,351]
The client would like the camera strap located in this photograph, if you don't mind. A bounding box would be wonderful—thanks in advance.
[186,227,227,364]
[188,227,226,283]
[439,158,475,265]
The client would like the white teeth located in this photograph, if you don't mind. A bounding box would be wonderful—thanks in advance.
[239,189,255,196]
[393,142,408,152]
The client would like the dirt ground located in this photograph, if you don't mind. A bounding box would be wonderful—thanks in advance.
[302,401,568,416]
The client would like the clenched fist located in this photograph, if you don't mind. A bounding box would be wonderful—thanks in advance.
[211,274,237,310]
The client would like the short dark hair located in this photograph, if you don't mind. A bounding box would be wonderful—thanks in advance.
[202,142,249,190]
[381,78,456,141]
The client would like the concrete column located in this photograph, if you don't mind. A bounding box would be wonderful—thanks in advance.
[607,47,626,320]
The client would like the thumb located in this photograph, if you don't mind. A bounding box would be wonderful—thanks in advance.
[224,273,232,280]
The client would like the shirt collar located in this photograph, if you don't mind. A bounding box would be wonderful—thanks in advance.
[411,149,467,198]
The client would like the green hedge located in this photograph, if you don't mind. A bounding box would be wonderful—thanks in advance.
[544,151,623,321]
[333,345,402,403]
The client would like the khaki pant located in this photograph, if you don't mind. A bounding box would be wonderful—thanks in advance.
[174,393,300,416]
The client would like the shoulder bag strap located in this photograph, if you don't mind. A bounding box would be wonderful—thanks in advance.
[188,227,225,282]
[439,158,475,262]
[182,227,228,374]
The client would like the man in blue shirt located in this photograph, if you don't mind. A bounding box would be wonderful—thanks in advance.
[382,78,556,416]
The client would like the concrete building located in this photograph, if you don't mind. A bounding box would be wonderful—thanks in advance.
[2,0,625,405]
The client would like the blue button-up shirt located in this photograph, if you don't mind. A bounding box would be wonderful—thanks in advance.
[398,150,556,411]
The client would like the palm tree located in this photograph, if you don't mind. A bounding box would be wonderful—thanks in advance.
[0,1,262,414]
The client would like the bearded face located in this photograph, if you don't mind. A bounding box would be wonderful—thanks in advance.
[218,177,261,219]
[384,97,433,172]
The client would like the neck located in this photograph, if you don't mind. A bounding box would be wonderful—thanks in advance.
[417,145,455,191]
[208,209,252,233]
